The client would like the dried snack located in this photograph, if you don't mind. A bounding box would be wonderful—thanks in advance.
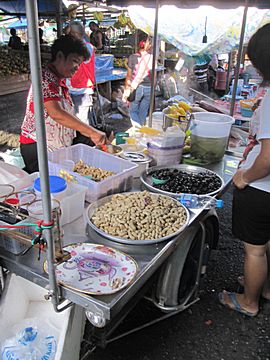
[73,160,115,182]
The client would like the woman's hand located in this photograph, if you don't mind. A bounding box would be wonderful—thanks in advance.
[90,128,107,146]
[122,87,131,103]
[233,169,249,189]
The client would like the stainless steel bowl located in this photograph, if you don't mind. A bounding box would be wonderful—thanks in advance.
[85,192,190,245]
[95,144,123,156]
[140,164,224,198]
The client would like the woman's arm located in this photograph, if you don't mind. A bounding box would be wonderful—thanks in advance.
[123,67,133,102]
[97,31,103,50]
[45,100,107,145]
[124,68,133,89]
[233,138,270,189]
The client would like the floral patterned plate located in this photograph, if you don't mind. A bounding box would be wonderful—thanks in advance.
[44,243,138,295]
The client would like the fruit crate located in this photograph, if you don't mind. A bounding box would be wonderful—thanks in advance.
[48,144,138,203]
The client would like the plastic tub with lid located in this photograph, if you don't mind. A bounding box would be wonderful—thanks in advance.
[190,112,234,163]
[34,176,67,201]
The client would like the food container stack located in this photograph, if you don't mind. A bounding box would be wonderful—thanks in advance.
[240,99,255,118]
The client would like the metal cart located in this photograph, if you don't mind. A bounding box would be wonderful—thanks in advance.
[0,154,239,353]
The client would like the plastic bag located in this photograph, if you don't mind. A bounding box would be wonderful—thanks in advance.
[0,161,30,186]
[1,318,58,360]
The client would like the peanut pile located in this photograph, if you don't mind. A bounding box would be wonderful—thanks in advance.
[74,160,115,182]
[91,191,187,241]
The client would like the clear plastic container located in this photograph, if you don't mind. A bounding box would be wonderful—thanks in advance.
[47,144,138,203]
[34,175,67,202]
[11,172,87,226]
[26,199,60,220]
[147,144,184,166]
[190,112,235,162]
[179,194,223,209]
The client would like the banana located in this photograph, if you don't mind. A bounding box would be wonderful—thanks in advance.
[118,12,128,26]
[177,101,192,112]
[93,11,103,22]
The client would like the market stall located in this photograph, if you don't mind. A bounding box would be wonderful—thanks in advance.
[0,0,269,359]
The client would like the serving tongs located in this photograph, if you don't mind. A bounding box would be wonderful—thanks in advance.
[0,201,29,224]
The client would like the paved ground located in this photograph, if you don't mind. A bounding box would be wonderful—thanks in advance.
[82,189,270,360]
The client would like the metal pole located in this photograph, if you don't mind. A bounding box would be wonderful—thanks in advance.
[148,0,159,127]
[25,0,60,311]
[225,52,232,94]
[229,4,248,116]
[55,0,62,38]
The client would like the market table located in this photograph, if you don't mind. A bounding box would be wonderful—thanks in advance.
[0,154,240,328]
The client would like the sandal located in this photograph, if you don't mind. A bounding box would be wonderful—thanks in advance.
[218,291,258,317]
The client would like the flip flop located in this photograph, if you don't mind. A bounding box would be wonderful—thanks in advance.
[218,291,258,317]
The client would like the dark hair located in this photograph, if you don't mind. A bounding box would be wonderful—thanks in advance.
[247,23,270,83]
[137,32,152,50]
[89,21,98,28]
[10,28,16,36]
[51,34,89,62]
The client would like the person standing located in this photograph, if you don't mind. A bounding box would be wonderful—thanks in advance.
[89,21,109,52]
[123,34,153,126]
[20,35,108,173]
[8,28,23,50]
[67,22,95,127]
[219,24,270,317]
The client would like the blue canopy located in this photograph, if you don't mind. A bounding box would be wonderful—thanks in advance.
[0,1,66,16]
[7,17,27,29]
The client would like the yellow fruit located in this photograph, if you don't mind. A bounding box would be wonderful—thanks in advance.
[177,107,186,116]
[168,113,180,119]
[137,127,161,135]
[118,13,128,26]
[94,11,103,22]
[177,101,192,112]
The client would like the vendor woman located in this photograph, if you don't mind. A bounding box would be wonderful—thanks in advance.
[20,35,109,173]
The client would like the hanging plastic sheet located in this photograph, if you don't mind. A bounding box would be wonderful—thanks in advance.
[128,5,270,56]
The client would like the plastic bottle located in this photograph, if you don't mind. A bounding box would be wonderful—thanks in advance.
[179,194,224,209]
[2,323,57,360]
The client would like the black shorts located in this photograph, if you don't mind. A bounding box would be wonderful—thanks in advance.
[232,186,270,245]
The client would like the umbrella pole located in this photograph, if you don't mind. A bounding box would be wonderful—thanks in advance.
[26,0,60,311]
[56,0,62,38]
[225,52,232,94]
[148,0,159,128]
[229,4,248,116]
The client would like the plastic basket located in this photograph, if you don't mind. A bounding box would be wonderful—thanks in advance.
[0,218,34,255]
[48,144,138,203]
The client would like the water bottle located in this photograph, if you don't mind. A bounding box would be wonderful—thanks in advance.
[179,194,223,209]
[2,323,57,360]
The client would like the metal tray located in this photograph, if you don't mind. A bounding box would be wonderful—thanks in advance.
[85,192,190,245]
[140,164,224,198]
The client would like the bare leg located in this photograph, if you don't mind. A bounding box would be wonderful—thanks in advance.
[242,242,268,310]
[222,242,268,314]
[262,240,270,300]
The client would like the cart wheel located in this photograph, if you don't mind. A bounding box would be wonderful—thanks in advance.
[177,215,219,303]
[178,228,202,303]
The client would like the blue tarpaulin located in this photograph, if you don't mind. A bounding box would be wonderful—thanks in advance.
[7,18,27,29]
[0,1,66,16]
